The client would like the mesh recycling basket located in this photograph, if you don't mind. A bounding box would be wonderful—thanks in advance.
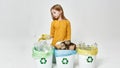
[77,45,98,68]
[55,49,76,68]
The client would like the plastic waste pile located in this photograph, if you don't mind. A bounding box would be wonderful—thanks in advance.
[32,40,53,59]
[77,42,98,55]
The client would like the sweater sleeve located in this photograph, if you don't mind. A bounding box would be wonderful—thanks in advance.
[66,21,71,40]
[50,21,55,38]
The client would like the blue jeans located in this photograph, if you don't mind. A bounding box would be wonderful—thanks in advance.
[52,48,56,64]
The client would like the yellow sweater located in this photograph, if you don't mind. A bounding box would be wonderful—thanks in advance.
[50,20,71,46]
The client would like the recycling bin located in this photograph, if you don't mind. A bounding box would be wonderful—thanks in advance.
[32,41,53,68]
[77,45,98,68]
[34,55,53,68]
[55,50,76,68]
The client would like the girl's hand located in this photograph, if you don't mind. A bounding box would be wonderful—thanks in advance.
[55,44,61,49]
[55,41,62,49]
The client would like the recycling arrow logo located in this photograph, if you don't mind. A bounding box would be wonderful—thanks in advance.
[62,58,69,64]
[87,56,93,63]
[40,58,47,64]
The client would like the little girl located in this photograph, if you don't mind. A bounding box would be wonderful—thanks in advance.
[50,4,71,48]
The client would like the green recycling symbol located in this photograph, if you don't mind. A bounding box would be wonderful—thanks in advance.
[87,56,93,63]
[40,58,47,64]
[62,58,69,64]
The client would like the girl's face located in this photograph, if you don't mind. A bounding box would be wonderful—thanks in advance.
[51,9,62,20]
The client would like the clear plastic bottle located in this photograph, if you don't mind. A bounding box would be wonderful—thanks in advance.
[86,44,91,50]
[94,42,98,49]
[82,42,86,49]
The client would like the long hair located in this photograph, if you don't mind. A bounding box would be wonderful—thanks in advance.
[50,4,67,20]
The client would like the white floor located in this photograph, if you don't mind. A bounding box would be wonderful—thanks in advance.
[0,38,120,68]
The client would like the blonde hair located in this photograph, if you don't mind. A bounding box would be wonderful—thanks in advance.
[50,4,67,20]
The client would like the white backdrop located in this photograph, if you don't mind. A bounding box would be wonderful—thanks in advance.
[0,0,120,68]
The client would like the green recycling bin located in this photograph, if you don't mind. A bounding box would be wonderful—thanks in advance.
[32,41,53,68]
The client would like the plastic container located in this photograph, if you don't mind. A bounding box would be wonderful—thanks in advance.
[78,55,96,68]
[34,55,53,68]
[55,50,76,68]
[32,41,53,68]
[77,42,98,68]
